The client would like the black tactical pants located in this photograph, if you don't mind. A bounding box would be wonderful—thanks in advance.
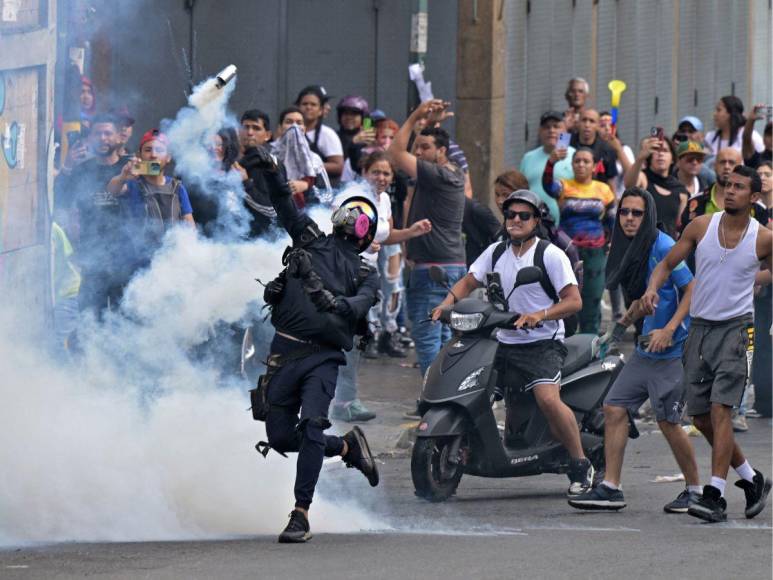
[265,334,347,510]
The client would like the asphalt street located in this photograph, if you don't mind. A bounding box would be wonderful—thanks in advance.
[2,341,771,579]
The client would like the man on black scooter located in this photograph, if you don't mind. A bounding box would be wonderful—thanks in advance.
[432,190,594,498]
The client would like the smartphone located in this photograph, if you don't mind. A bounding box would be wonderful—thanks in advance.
[556,132,572,150]
[362,117,373,131]
[637,334,652,349]
[136,160,162,176]
[650,126,664,140]
[66,131,82,148]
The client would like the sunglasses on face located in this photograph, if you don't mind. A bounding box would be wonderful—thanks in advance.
[619,208,645,218]
[504,210,534,221]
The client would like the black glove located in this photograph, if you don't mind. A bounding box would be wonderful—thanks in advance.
[302,271,337,312]
[333,297,352,316]
[240,146,278,173]
[286,249,313,278]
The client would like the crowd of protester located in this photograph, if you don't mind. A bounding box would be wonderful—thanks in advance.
[50,75,772,428]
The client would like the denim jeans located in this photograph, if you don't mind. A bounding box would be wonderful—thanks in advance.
[378,244,404,334]
[577,247,606,335]
[333,347,361,404]
[406,264,467,375]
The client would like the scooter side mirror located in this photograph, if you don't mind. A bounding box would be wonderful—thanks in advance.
[429,265,449,287]
[514,266,543,288]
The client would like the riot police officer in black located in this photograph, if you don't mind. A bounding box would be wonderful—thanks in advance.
[245,149,380,543]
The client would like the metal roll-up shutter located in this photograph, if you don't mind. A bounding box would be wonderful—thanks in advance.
[504,0,528,166]
[594,0,618,112]
[748,0,773,107]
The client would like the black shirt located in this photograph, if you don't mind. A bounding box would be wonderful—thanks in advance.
[644,168,688,239]
[463,198,501,266]
[569,135,619,184]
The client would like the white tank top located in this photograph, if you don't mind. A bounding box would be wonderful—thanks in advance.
[691,212,760,321]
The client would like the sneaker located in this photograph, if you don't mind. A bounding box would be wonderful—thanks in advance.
[403,402,422,420]
[731,414,749,432]
[568,483,626,510]
[378,332,407,358]
[663,488,701,513]
[342,426,379,487]
[735,469,773,519]
[567,458,595,497]
[687,485,727,523]
[363,339,380,360]
[330,400,376,423]
[278,510,312,543]
[397,328,415,349]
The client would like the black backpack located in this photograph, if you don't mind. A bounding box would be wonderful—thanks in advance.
[490,238,559,303]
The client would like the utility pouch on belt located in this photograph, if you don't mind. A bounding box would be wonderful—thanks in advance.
[249,354,283,421]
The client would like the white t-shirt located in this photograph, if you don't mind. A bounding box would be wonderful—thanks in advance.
[469,240,577,344]
[361,191,392,264]
[704,127,764,157]
[305,124,344,158]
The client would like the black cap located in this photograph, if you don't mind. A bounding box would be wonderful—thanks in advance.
[296,84,332,105]
[540,110,564,126]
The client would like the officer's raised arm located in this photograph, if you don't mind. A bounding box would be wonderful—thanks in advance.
[241,145,319,243]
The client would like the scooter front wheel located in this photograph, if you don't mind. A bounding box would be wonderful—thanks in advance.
[411,436,465,502]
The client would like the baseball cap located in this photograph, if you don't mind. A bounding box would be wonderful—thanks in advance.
[139,129,168,149]
[540,111,564,126]
[677,115,704,133]
[676,140,707,159]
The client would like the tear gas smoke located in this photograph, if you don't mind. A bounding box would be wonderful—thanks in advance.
[0,72,382,546]
[164,70,250,238]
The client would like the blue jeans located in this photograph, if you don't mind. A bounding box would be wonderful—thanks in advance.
[333,347,361,404]
[406,265,467,376]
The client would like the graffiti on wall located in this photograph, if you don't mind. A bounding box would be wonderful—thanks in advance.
[0,72,23,170]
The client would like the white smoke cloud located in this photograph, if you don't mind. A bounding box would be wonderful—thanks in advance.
[0,74,383,546]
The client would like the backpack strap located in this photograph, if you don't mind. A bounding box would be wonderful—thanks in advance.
[533,239,559,303]
[490,240,508,271]
[169,178,182,222]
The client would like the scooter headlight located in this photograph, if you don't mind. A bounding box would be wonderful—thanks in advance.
[458,367,486,392]
[450,312,484,331]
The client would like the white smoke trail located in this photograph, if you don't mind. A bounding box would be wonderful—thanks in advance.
[0,75,383,546]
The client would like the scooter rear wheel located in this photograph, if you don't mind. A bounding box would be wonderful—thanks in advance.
[411,436,464,502]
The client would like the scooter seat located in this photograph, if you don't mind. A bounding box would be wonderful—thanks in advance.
[562,334,597,376]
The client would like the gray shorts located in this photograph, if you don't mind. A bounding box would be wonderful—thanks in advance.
[604,350,685,424]
[682,315,753,416]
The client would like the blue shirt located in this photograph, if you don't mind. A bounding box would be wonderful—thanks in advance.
[519,145,575,224]
[638,231,693,360]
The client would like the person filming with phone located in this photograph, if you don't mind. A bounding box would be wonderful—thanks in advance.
[431,190,594,500]
[624,130,688,239]
[107,129,194,260]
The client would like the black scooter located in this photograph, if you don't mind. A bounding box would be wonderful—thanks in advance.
[411,266,631,502]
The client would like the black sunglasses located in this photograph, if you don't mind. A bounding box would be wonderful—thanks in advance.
[619,208,645,217]
[504,210,535,221]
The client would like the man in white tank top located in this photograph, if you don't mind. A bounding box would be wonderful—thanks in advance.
[642,165,773,523]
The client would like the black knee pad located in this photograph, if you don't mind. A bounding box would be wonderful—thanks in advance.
[266,409,300,452]
[297,416,331,446]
